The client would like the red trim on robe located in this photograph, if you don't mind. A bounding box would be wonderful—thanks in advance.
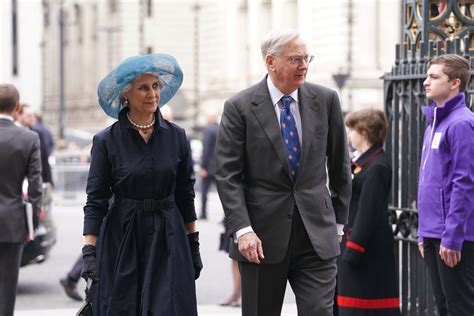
[346,240,365,253]
[337,296,400,309]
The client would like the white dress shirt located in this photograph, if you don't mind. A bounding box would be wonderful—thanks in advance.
[267,76,303,145]
[0,114,14,121]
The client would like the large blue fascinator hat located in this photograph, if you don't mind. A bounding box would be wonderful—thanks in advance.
[97,54,183,119]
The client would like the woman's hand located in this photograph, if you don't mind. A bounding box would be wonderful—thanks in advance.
[81,244,99,283]
[187,232,203,279]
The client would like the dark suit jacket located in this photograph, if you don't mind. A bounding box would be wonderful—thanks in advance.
[200,122,218,176]
[31,125,53,184]
[0,118,42,243]
[215,77,351,263]
[33,122,54,156]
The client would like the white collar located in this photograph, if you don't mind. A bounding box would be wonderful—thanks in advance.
[266,76,299,107]
[0,114,14,122]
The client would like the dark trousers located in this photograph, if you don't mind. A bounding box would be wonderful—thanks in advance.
[200,175,215,218]
[68,255,84,283]
[423,238,474,316]
[0,242,24,316]
[239,209,337,316]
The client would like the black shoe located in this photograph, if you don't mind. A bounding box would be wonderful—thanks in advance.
[60,278,83,301]
[220,297,241,307]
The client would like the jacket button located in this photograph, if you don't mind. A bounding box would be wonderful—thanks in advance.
[288,213,293,219]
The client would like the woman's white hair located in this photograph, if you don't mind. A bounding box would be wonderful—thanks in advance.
[120,72,164,98]
[260,30,303,60]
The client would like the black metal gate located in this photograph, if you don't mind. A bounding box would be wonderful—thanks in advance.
[383,1,474,315]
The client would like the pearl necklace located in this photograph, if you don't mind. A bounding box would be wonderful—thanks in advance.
[127,113,155,134]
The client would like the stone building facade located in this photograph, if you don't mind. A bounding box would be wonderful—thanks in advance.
[0,0,43,110]
[39,0,401,138]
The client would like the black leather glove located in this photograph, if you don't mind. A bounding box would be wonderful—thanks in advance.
[81,245,99,283]
[187,232,203,280]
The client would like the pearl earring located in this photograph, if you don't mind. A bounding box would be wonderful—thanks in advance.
[124,99,129,105]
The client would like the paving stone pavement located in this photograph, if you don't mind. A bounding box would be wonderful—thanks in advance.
[14,304,298,315]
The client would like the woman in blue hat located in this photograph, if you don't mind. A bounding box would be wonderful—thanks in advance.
[80,54,202,315]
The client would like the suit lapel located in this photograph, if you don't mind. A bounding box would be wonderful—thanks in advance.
[298,84,319,170]
[251,79,292,182]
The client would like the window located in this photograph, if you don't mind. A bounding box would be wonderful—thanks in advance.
[147,0,153,17]
[109,0,117,13]
[74,4,83,44]
[42,0,50,27]
[92,4,98,41]
[12,0,18,76]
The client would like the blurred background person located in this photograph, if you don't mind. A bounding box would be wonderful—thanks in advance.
[0,84,43,316]
[335,108,399,316]
[81,54,202,315]
[219,231,241,307]
[15,103,35,128]
[16,103,54,186]
[59,256,84,301]
[33,114,54,158]
[199,112,218,220]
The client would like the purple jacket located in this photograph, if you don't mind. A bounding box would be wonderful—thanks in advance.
[418,93,474,251]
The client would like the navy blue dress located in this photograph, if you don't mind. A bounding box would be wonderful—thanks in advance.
[83,108,197,315]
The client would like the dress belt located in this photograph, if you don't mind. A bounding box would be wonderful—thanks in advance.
[114,195,175,212]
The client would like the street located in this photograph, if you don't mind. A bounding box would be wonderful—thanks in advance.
[15,190,296,315]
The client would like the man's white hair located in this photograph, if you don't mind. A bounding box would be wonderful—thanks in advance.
[260,30,303,60]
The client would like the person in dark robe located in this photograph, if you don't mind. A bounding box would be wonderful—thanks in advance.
[198,113,218,220]
[335,108,400,316]
[81,54,203,315]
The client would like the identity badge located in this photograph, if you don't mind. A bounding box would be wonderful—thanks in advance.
[431,132,442,149]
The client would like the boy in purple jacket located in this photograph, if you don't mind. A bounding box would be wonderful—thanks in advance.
[419,54,474,316]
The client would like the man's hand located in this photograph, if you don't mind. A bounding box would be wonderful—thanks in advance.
[338,235,342,244]
[439,245,461,268]
[238,232,264,264]
[418,242,424,258]
[199,169,208,178]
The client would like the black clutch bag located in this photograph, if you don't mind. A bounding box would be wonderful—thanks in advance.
[76,278,93,316]
[219,232,231,252]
